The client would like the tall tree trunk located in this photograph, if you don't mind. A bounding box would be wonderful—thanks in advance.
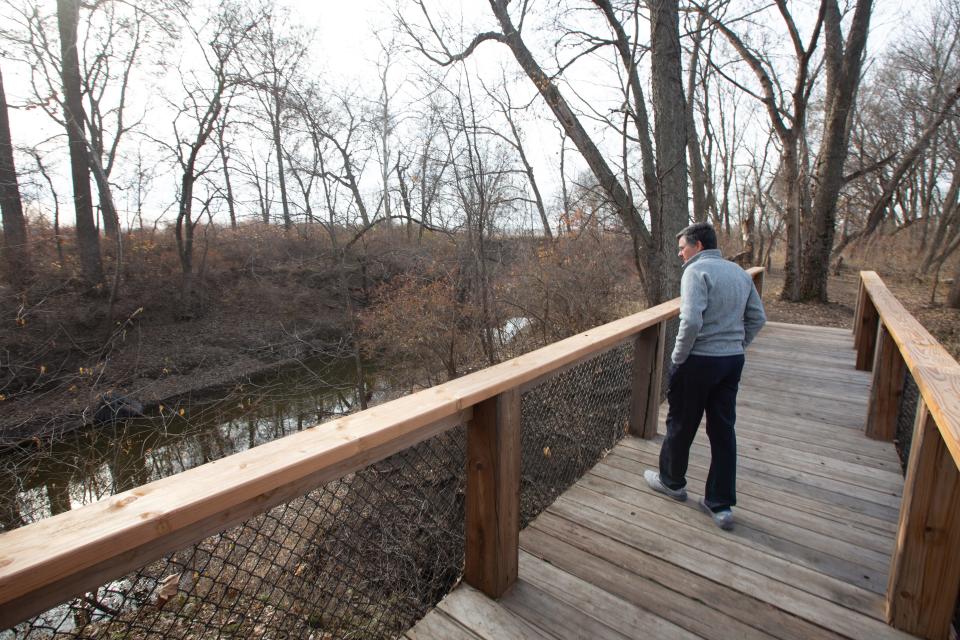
[0,65,30,288]
[947,259,960,309]
[647,0,689,299]
[800,0,873,302]
[58,0,102,285]
[685,11,709,224]
[217,110,237,229]
[780,142,803,300]
[176,173,196,307]
[272,110,291,229]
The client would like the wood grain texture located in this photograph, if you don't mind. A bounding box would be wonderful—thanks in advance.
[0,407,471,628]
[859,270,960,470]
[887,402,960,640]
[438,582,551,640]
[855,278,880,371]
[629,321,665,439]
[465,389,521,598]
[866,324,908,441]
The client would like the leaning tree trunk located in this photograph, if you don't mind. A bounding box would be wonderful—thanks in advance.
[91,158,120,239]
[0,64,30,288]
[57,0,102,285]
[488,0,659,299]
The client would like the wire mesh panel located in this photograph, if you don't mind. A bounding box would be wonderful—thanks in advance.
[5,426,466,640]
[4,325,661,638]
[894,370,920,473]
[519,344,633,526]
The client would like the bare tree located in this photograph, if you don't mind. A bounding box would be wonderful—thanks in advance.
[800,0,874,301]
[57,0,102,285]
[238,2,311,230]
[215,101,238,229]
[167,4,246,312]
[0,64,30,288]
[480,75,552,239]
[697,0,826,300]
[400,0,689,303]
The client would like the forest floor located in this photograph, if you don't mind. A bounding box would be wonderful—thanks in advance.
[0,265,350,446]
[760,260,959,359]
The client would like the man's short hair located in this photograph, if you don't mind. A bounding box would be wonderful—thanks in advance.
[677,222,718,250]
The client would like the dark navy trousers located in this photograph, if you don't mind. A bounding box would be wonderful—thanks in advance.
[659,353,745,511]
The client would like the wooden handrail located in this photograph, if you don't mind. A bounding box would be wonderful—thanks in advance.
[0,267,765,629]
[854,271,960,640]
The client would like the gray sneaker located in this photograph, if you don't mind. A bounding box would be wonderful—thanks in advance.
[643,470,687,501]
[699,498,734,530]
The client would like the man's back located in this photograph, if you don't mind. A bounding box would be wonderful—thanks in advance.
[673,249,766,364]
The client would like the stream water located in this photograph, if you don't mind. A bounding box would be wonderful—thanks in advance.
[0,356,385,531]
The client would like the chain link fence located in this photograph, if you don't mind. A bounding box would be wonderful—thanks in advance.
[3,333,656,639]
[893,369,920,474]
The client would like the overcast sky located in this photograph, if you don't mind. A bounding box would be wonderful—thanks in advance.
[1,0,922,229]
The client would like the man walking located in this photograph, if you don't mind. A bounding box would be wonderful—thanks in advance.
[644,222,766,530]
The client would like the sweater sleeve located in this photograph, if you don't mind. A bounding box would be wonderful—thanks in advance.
[743,284,767,348]
[671,269,708,364]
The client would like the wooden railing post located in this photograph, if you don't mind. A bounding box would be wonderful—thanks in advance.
[853,278,864,343]
[854,276,880,371]
[629,321,665,439]
[465,388,520,598]
[865,323,907,441]
[887,402,960,639]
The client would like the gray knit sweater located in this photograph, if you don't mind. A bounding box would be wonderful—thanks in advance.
[671,249,767,365]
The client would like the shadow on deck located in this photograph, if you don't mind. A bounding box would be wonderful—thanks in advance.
[407,322,915,640]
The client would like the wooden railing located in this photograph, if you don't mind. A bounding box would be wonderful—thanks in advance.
[0,266,764,629]
[854,271,960,640]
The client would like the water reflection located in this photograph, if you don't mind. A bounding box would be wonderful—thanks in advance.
[0,358,381,531]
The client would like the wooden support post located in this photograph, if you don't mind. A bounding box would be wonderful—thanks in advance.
[465,388,520,599]
[629,322,665,439]
[853,278,864,342]
[854,281,879,371]
[887,402,960,640]
[865,324,907,441]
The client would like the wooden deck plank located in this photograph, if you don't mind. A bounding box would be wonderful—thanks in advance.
[437,583,554,640]
[541,495,900,640]
[514,551,699,640]
[551,487,883,618]
[597,450,896,552]
[499,577,634,640]
[521,524,778,640]
[583,464,890,593]
[616,441,902,528]
[406,609,483,640]
[602,449,897,547]
[408,321,917,639]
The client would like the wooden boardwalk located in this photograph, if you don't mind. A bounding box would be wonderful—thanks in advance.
[407,321,916,640]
